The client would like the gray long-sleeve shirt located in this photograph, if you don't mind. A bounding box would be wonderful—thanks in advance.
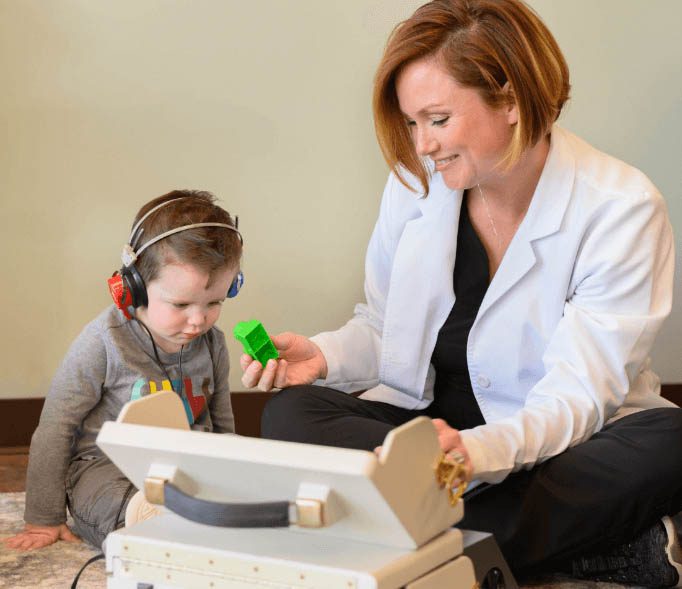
[24,305,234,526]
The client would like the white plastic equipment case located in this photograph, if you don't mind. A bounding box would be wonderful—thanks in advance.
[97,392,479,589]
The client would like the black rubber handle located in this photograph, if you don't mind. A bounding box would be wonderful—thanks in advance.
[164,482,290,527]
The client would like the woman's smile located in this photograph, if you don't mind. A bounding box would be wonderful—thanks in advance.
[433,154,458,171]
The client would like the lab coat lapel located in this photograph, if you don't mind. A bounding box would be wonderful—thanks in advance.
[477,126,576,319]
[381,173,461,395]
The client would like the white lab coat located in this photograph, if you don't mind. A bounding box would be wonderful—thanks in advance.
[312,125,675,483]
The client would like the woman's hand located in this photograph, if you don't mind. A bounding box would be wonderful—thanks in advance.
[240,332,328,392]
[2,523,80,551]
[432,418,474,483]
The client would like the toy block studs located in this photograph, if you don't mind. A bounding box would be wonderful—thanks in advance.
[233,320,279,366]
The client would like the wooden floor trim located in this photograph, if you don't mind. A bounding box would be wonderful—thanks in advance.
[0,392,275,446]
[1,385,680,448]
[0,446,30,455]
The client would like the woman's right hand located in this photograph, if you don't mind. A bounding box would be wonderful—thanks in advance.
[240,332,328,392]
[2,523,81,551]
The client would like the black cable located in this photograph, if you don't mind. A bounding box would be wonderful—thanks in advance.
[71,323,185,588]
[70,481,135,588]
[134,318,184,395]
[70,325,186,587]
[178,344,184,395]
[70,553,105,589]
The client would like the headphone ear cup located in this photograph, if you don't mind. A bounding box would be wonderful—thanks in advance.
[107,271,134,320]
[123,264,148,308]
[227,271,244,298]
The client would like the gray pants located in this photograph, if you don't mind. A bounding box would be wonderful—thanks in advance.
[66,455,135,549]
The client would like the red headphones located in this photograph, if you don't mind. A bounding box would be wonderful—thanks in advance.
[108,198,243,320]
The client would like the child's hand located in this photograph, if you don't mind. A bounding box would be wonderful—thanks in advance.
[240,332,328,392]
[2,523,80,551]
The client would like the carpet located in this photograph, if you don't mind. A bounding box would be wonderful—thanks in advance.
[1,492,636,589]
[0,493,105,588]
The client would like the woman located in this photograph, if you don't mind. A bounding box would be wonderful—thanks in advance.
[242,0,682,584]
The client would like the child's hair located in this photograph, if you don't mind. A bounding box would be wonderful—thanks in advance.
[133,190,242,287]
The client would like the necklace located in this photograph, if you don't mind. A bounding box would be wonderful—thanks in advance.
[477,183,503,252]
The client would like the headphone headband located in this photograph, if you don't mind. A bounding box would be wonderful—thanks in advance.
[122,222,242,267]
[129,197,186,248]
[122,197,242,267]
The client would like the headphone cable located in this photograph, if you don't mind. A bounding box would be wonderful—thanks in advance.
[134,318,184,395]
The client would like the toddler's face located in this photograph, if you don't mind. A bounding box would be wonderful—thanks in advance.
[136,263,236,354]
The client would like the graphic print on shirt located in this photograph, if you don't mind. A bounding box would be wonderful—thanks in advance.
[130,377,212,425]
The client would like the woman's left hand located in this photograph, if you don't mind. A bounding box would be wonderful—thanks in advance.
[431,418,474,483]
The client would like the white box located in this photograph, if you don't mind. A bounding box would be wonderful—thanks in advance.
[98,392,476,589]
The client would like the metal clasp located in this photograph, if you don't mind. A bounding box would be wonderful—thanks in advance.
[435,452,467,506]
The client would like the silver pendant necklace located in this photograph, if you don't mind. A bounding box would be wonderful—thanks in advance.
[477,183,502,252]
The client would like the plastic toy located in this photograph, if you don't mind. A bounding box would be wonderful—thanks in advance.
[233,320,279,366]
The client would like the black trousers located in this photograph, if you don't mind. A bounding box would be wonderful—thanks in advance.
[261,385,682,576]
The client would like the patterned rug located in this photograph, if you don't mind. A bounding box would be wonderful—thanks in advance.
[1,492,635,589]
[0,493,104,588]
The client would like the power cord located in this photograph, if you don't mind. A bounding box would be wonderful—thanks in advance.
[70,553,105,588]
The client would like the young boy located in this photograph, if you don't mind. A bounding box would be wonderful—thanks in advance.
[4,190,243,550]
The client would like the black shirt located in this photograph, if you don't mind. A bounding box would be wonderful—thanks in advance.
[429,195,488,430]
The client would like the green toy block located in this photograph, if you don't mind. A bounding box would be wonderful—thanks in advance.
[233,320,279,366]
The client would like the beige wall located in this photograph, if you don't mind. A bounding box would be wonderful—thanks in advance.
[527,0,682,385]
[1,0,680,399]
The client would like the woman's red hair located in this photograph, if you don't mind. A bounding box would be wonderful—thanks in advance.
[373,0,570,195]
